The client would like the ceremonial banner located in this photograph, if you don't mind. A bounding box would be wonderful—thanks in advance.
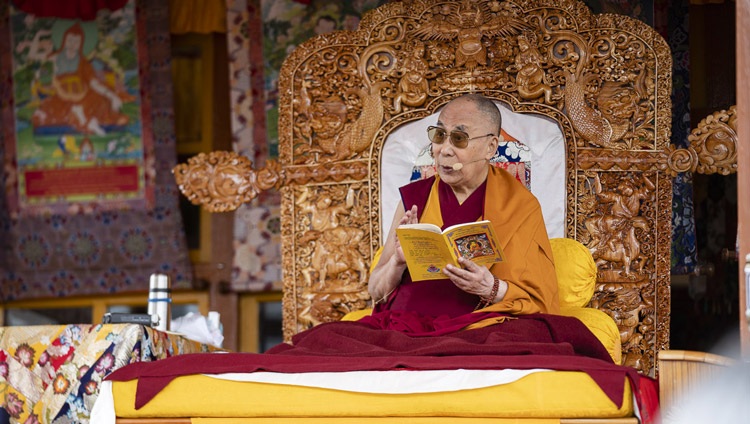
[6,0,151,215]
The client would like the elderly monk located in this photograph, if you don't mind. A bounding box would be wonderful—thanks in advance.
[369,93,559,329]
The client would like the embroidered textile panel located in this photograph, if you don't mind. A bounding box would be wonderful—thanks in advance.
[0,323,217,423]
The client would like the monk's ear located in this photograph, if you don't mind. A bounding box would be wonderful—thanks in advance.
[486,136,499,159]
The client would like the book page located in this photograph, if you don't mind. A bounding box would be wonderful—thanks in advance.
[396,227,457,281]
[398,222,442,233]
[444,221,504,266]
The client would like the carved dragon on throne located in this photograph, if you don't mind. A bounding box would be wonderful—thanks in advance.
[564,73,647,149]
[555,20,655,151]
[294,72,387,164]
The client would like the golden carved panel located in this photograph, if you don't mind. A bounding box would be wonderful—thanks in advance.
[577,170,661,373]
[590,281,656,372]
[288,184,372,336]
[578,171,657,281]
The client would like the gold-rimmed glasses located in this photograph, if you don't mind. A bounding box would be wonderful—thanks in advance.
[426,126,494,149]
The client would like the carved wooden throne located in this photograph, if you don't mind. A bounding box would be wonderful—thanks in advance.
[174,0,734,376]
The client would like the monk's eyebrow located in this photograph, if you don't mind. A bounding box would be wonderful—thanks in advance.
[435,120,468,132]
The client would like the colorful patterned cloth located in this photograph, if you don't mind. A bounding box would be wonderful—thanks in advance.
[0,324,217,424]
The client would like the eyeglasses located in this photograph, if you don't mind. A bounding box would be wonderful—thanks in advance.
[426,126,495,149]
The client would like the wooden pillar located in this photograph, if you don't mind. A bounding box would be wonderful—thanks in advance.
[737,0,750,357]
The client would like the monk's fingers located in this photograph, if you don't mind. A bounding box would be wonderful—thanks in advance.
[457,256,482,271]
[444,264,485,294]
[409,205,418,222]
[455,259,493,286]
[400,205,419,226]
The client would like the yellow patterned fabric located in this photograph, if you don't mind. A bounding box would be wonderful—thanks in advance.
[0,324,217,423]
[549,238,597,308]
[112,372,632,419]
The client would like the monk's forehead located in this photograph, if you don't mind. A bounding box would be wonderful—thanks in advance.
[437,100,486,131]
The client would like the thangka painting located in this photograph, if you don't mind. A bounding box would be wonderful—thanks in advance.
[6,0,150,215]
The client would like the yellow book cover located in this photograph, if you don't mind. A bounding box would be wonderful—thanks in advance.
[395,220,504,281]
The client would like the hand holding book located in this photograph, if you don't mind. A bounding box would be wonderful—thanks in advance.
[396,220,504,281]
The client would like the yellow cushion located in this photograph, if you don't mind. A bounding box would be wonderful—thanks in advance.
[549,238,597,308]
[560,306,622,364]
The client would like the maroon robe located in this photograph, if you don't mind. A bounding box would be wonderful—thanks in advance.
[375,177,487,317]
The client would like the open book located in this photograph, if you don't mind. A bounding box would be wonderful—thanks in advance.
[396,220,504,281]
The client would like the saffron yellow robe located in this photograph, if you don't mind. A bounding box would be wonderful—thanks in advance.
[418,166,560,318]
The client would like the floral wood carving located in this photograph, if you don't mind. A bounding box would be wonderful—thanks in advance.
[172,151,284,212]
[666,105,738,176]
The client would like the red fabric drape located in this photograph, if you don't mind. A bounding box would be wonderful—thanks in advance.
[11,0,128,21]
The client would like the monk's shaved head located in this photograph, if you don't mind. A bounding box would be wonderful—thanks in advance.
[446,94,502,135]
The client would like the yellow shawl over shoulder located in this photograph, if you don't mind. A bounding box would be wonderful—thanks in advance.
[420,166,560,323]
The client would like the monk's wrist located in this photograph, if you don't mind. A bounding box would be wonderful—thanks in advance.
[476,277,500,309]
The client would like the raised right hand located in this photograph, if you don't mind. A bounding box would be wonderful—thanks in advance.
[393,204,418,265]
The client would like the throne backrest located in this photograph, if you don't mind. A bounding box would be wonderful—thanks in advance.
[175,0,694,376]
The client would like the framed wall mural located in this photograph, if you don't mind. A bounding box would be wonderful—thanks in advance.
[5,0,151,216]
